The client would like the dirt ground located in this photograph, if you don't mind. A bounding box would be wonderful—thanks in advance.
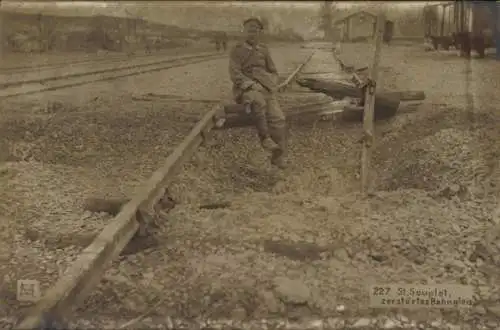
[1,42,500,329]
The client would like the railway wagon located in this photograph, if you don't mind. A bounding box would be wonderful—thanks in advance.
[424,1,499,59]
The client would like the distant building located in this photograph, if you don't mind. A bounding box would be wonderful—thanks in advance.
[333,10,377,42]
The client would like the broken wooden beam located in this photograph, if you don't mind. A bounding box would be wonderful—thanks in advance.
[296,77,425,102]
[219,101,345,129]
[219,88,425,129]
[296,78,363,99]
[296,76,426,116]
[219,95,401,129]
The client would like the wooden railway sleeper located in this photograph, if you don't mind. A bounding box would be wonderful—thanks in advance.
[82,187,175,238]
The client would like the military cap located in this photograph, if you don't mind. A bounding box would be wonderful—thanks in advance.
[243,17,264,29]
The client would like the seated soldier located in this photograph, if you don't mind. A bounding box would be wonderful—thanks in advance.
[228,17,288,169]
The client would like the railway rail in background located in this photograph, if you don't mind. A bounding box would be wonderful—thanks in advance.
[12,51,314,330]
[0,48,212,74]
[0,52,224,100]
[0,51,217,89]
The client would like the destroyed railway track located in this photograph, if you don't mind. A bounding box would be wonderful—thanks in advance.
[12,51,315,330]
[0,52,222,99]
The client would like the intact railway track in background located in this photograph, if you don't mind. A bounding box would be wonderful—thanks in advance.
[0,52,224,99]
[0,48,211,74]
[0,52,162,74]
[12,51,314,330]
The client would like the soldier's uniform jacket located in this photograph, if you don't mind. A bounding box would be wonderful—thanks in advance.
[229,41,278,102]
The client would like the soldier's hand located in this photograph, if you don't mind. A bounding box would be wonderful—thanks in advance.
[251,83,265,92]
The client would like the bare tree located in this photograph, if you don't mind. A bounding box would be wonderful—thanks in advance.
[318,1,337,41]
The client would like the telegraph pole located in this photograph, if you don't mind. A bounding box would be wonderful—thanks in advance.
[0,0,3,59]
[321,1,334,41]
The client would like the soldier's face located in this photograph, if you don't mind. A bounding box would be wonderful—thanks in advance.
[244,22,261,43]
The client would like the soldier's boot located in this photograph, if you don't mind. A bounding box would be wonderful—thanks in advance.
[255,116,279,151]
[269,126,288,169]
[262,137,279,151]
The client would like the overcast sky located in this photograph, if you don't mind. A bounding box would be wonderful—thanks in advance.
[1,1,430,10]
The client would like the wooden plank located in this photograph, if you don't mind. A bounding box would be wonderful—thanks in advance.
[220,100,346,129]
[296,78,364,98]
[277,52,315,91]
[295,78,425,103]
[361,13,385,197]
[13,105,223,330]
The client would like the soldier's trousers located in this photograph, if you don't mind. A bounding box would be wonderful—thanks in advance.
[240,89,287,156]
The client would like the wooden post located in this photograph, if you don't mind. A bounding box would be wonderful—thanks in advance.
[440,4,446,38]
[361,13,385,197]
